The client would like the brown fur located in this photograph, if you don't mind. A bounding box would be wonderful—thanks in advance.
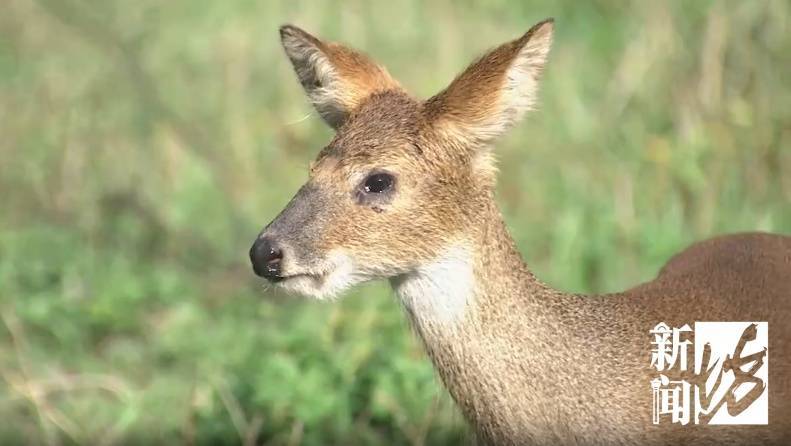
[425,19,553,146]
[280,25,401,128]
[258,20,791,445]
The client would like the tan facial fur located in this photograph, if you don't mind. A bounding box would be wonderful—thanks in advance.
[262,20,554,299]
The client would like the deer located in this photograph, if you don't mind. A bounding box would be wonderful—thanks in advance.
[249,18,791,445]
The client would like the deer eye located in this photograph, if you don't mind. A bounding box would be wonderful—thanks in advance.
[362,172,394,194]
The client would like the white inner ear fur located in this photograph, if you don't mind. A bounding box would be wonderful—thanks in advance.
[281,33,347,128]
[499,35,550,124]
[392,244,476,328]
[439,26,553,147]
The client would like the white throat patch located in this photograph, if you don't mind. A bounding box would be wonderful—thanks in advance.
[392,244,476,327]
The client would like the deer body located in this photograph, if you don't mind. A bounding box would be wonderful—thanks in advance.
[395,205,791,445]
[250,19,791,445]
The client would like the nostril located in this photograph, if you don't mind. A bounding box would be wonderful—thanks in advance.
[264,246,282,265]
[250,236,285,280]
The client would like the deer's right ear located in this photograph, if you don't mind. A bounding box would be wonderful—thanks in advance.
[425,19,554,147]
[280,25,401,130]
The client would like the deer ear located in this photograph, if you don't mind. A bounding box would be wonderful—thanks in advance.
[280,25,401,130]
[425,19,554,146]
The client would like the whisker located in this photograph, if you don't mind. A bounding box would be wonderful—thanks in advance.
[284,112,313,126]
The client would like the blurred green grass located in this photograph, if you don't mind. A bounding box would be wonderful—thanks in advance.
[0,0,789,444]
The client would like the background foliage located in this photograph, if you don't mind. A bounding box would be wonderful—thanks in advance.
[1,0,789,444]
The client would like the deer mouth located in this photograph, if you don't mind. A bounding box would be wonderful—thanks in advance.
[272,264,336,288]
[273,270,337,299]
[275,271,327,283]
[268,252,361,299]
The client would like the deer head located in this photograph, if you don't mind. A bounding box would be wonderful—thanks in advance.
[250,19,554,299]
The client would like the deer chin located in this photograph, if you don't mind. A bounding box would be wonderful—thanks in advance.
[276,250,365,300]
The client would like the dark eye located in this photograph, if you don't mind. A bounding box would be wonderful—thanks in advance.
[363,173,394,194]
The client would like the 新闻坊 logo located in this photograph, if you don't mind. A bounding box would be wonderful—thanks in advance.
[650,322,768,425]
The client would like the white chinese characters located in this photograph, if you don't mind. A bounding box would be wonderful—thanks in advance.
[650,322,768,425]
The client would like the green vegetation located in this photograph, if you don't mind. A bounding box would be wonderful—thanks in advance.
[1,0,789,444]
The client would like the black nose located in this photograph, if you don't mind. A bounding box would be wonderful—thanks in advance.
[249,236,284,281]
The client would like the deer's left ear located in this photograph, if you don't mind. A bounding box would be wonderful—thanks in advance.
[280,25,402,130]
[425,19,554,146]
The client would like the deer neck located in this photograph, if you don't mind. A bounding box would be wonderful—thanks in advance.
[390,199,570,435]
[391,199,556,338]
